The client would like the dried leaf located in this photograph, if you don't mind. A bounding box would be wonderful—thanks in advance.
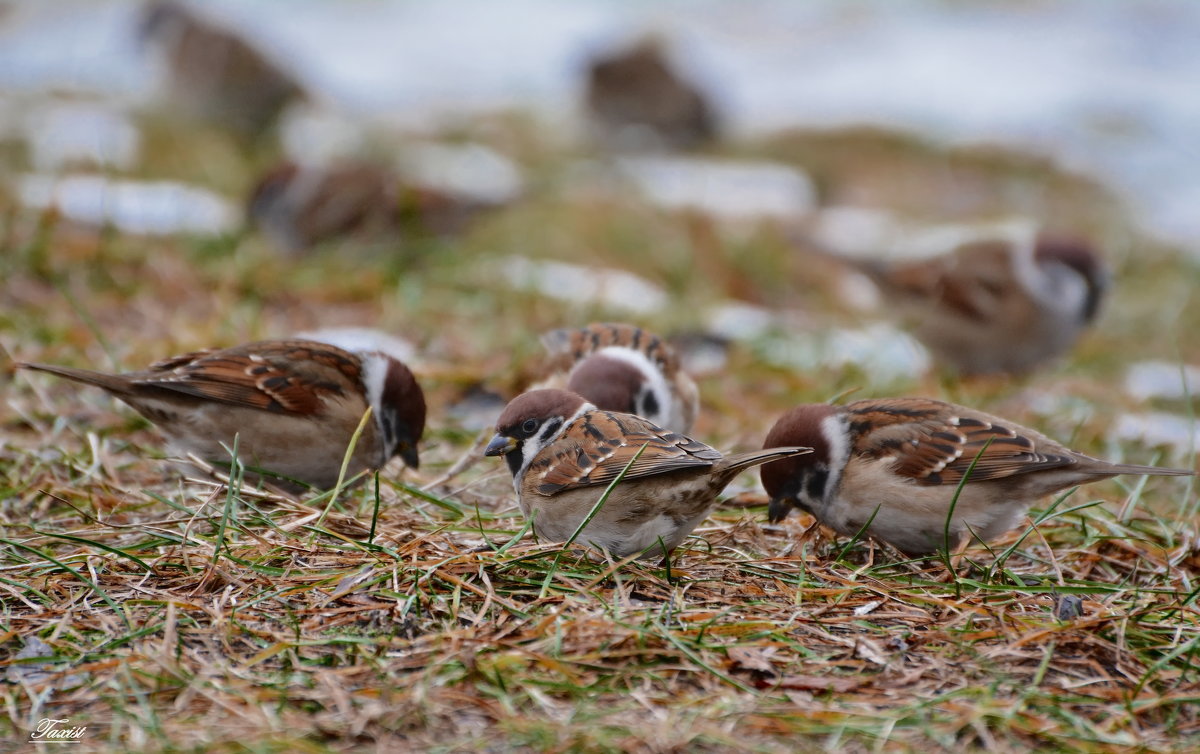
[777,675,861,693]
[727,645,777,674]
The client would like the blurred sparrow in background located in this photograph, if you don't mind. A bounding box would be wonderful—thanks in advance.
[584,36,720,152]
[139,0,307,139]
[797,224,1108,375]
[535,323,699,435]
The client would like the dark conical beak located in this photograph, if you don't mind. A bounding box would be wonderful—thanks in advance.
[767,497,793,524]
[484,433,517,457]
[399,441,420,470]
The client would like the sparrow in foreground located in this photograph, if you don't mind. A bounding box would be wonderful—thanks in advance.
[535,322,699,435]
[807,230,1108,375]
[485,389,809,560]
[19,339,425,493]
[760,397,1194,555]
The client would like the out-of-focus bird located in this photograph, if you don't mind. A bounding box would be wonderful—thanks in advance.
[485,389,809,560]
[760,397,1195,555]
[246,160,508,254]
[19,339,425,493]
[139,0,307,139]
[797,225,1108,375]
[584,36,719,152]
[534,322,699,435]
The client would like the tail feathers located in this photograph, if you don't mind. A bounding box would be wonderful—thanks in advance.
[721,446,812,476]
[1105,462,1196,477]
[17,362,133,396]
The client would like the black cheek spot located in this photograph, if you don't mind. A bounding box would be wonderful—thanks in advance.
[639,390,660,418]
[537,418,562,445]
[504,447,524,477]
[804,468,829,502]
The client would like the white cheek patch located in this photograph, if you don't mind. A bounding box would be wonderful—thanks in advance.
[820,413,851,500]
[514,402,595,489]
[592,346,671,422]
[359,352,388,413]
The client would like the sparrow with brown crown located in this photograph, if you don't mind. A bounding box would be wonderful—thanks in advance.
[806,231,1109,375]
[19,339,425,493]
[536,322,699,435]
[485,389,809,560]
[760,397,1194,555]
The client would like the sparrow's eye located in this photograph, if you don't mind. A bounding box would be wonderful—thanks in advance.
[521,419,538,435]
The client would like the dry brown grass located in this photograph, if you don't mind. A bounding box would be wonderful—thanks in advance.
[2,121,1199,753]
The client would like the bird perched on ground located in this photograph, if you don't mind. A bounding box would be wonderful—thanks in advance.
[247,162,398,254]
[801,228,1108,375]
[138,0,306,139]
[19,339,425,493]
[534,323,699,435]
[760,397,1194,555]
[485,389,809,560]
[584,36,719,152]
[247,160,508,254]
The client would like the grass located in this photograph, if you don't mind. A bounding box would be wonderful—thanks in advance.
[2,112,1199,752]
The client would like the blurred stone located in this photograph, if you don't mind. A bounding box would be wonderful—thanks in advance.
[584,36,719,152]
[446,385,507,431]
[1054,594,1084,621]
[498,255,668,315]
[1125,360,1200,402]
[1112,412,1200,458]
[24,101,140,171]
[139,0,306,139]
[18,173,237,235]
[617,155,815,223]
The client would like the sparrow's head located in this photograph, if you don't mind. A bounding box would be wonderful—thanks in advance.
[760,403,844,523]
[566,354,644,415]
[485,389,592,478]
[362,353,426,469]
[1034,236,1109,322]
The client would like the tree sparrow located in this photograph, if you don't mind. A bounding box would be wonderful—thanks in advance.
[247,160,504,254]
[805,229,1108,375]
[760,397,1194,555]
[535,323,700,435]
[18,339,425,493]
[584,36,720,152]
[484,389,809,560]
[139,0,307,139]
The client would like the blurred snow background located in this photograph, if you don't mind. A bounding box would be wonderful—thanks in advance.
[1,0,1197,246]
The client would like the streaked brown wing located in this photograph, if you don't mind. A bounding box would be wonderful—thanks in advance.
[849,398,1077,486]
[131,340,361,415]
[541,323,679,375]
[530,410,720,494]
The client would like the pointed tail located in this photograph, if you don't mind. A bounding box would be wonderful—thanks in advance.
[17,362,133,397]
[1104,462,1196,478]
[721,446,812,477]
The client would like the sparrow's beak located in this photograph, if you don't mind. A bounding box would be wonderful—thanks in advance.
[398,441,420,470]
[484,433,517,457]
[766,497,793,524]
